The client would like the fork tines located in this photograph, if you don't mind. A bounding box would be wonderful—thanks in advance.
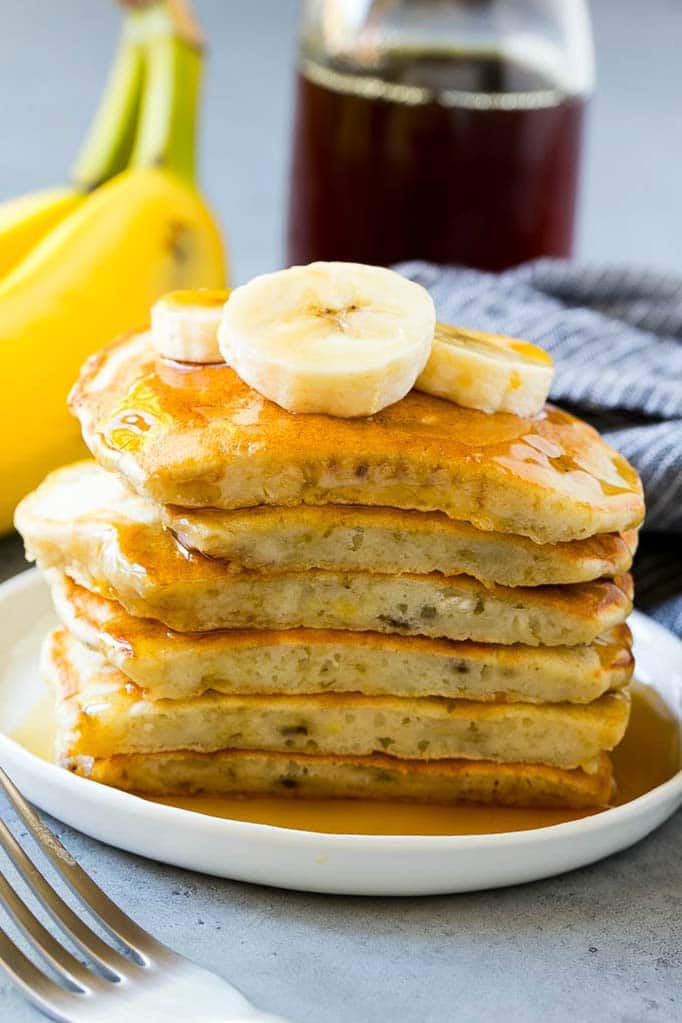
[0,765,164,1019]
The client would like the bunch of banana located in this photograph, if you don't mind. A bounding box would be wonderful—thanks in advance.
[0,0,225,532]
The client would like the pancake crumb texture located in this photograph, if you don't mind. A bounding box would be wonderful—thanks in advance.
[51,574,633,704]
[12,325,644,811]
[75,750,615,810]
[16,467,633,645]
[47,629,630,774]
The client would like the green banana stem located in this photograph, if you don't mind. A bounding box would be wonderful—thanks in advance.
[129,1,204,186]
[71,13,147,191]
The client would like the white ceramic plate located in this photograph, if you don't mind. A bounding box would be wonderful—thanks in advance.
[1,568,681,896]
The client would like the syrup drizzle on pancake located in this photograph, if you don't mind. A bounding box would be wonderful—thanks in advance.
[97,343,639,501]
[11,682,678,837]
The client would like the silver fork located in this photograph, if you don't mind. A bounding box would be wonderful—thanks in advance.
[0,766,294,1022]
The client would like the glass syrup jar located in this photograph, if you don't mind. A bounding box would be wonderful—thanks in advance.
[286,0,594,271]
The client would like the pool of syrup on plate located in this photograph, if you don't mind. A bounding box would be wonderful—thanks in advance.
[11,682,679,836]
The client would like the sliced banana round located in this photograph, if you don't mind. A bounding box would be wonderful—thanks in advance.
[151,289,230,364]
[218,262,435,417]
[415,323,554,417]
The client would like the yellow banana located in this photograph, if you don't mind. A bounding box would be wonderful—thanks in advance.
[70,10,146,190]
[0,14,145,283]
[0,189,84,280]
[0,166,224,531]
[2,0,226,531]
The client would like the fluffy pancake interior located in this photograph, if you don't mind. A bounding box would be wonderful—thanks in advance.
[17,467,633,644]
[46,629,631,772]
[164,499,636,586]
[72,749,615,810]
[51,572,634,704]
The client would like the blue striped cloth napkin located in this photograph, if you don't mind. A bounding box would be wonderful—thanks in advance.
[396,260,682,637]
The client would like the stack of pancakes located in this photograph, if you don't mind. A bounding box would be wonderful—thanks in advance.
[15,330,644,809]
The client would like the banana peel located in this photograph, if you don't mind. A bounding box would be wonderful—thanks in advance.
[1,167,224,531]
[0,14,146,284]
[0,189,84,280]
[2,0,226,533]
[70,11,146,191]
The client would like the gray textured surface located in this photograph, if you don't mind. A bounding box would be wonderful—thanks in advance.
[0,750,681,1023]
[2,1,682,1021]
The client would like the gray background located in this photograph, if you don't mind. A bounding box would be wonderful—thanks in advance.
[1,2,681,1021]
[1,0,681,284]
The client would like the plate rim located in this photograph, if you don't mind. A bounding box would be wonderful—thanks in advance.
[1,566,681,853]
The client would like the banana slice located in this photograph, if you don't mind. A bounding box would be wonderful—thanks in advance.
[218,262,435,417]
[415,323,554,417]
[151,289,230,364]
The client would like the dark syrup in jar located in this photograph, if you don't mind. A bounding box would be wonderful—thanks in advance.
[287,51,585,271]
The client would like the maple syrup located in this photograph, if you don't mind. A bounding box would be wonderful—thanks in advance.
[287,53,585,270]
[94,334,641,518]
[11,683,679,837]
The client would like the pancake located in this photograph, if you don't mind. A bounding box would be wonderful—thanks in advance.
[164,501,637,586]
[46,629,631,771]
[18,467,634,644]
[52,574,634,704]
[16,461,637,588]
[37,550,634,646]
[69,749,615,809]
[68,331,644,543]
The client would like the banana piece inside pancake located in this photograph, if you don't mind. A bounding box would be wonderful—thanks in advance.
[51,573,634,705]
[68,331,644,543]
[46,629,631,772]
[17,464,633,644]
[71,749,615,810]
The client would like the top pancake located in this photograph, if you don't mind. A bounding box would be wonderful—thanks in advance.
[69,332,644,543]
